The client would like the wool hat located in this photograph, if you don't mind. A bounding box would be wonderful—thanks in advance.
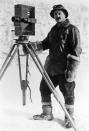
[50,4,68,18]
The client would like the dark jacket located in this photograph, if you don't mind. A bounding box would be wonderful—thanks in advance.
[41,19,82,76]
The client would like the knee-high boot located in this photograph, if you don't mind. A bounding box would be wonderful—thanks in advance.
[64,104,74,128]
[33,102,53,120]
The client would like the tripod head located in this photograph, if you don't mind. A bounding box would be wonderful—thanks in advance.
[15,35,29,44]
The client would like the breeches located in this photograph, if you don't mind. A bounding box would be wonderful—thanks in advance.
[40,74,75,105]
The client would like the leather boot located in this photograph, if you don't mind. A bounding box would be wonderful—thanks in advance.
[64,104,74,128]
[33,103,53,120]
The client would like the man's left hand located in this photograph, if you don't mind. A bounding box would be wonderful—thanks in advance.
[65,70,77,82]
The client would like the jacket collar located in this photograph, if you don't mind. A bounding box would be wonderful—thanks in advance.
[56,19,70,28]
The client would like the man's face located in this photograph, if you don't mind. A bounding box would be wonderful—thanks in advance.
[54,10,66,23]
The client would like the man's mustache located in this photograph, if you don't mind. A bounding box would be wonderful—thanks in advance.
[55,17,61,20]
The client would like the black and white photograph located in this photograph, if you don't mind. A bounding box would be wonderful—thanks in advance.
[0,0,89,131]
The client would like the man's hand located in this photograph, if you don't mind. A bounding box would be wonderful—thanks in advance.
[22,41,43,54]
[22,45,29,54]
[65,69,77,82]
[65,58,79,82]
[22,41,36,54]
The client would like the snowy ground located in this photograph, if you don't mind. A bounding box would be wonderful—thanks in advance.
[0,53,89,131]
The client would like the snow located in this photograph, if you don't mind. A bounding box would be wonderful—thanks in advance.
[0,0,89,131]
[0,54,89,131]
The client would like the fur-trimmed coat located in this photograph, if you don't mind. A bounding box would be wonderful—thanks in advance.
[41,19,82,76]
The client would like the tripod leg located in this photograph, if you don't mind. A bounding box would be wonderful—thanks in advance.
[0,44,15,72]
[17,48,26,106]
[24,44,77,131]
[0,44,19,80]
[0,45,15,74]
[17,48,22,87]
[25,55,29,81]
[22,89,26,105]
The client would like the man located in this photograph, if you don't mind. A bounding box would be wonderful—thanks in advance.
[23,4,82,128]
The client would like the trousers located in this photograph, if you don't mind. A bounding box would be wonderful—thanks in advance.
[40,74,75,105]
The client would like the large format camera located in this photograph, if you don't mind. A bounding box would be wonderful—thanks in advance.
[12,4,36,36]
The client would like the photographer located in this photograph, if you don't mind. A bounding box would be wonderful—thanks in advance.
[23,4,82,128]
